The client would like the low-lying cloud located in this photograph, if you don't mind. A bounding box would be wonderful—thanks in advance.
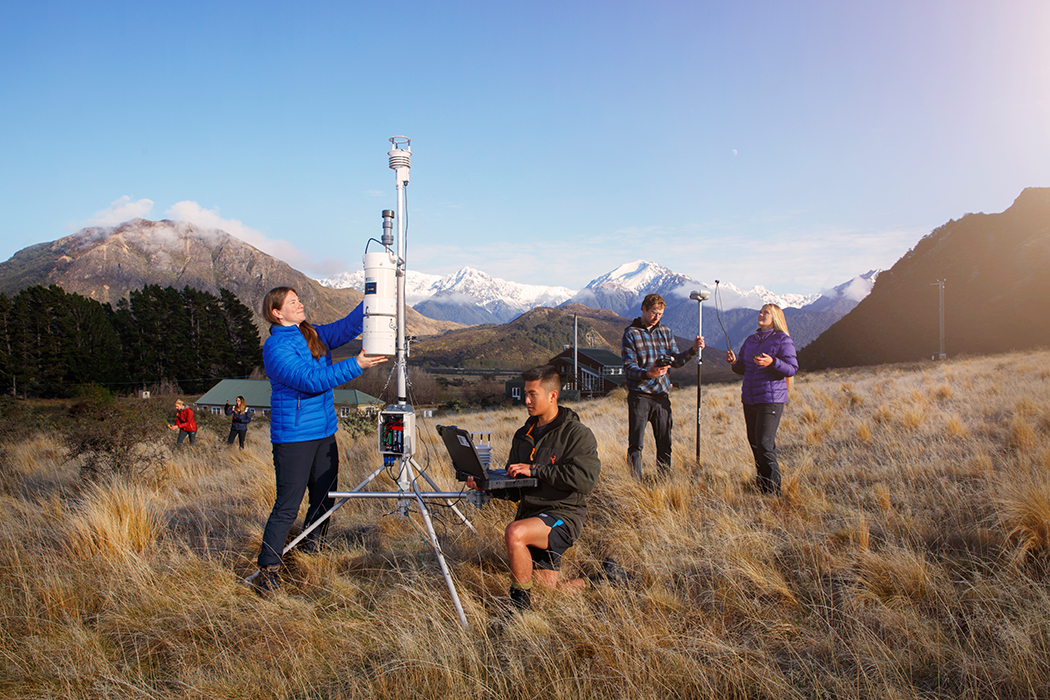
[165,201,347,277]
[85,196,155,227]
[77,197,346,277]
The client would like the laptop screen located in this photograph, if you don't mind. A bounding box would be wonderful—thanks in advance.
[437,425,486,480]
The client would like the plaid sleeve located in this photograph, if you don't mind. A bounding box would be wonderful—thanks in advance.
[622,327,650,384]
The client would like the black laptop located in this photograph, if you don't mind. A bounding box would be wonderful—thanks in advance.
[437,425,538,490]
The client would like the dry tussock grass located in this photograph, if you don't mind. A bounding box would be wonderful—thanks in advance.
[2,350,1050,698]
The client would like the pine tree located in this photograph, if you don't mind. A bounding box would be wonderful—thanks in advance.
[0,293,13,395]
[219,288,262,378]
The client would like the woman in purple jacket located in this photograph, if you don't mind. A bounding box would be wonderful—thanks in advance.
[725,304,798,496]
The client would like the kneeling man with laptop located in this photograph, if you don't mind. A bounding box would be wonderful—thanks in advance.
[464,364,601,610]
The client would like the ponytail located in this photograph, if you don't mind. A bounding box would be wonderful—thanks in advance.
[297,320,328,359]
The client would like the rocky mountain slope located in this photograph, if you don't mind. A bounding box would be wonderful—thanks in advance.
[0,219,460,340]
[800,188,1050,369]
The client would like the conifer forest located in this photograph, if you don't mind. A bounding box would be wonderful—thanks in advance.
[0,285,262,396]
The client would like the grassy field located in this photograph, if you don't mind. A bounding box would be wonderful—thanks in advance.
[2,351,1049,699]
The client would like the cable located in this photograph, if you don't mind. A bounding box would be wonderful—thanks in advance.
[363,238,387,254]
[714,280,732,352]
[378,362,397,403]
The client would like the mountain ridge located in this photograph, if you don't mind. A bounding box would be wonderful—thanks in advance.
[800,187,1050,368]
[0,219,461,341]
[318,257,876,344]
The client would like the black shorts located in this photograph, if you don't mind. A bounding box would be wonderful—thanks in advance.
[526,513,578,571]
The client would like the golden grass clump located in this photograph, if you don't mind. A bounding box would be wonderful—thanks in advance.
[66,481,163,559]
[995,459,1050,562]
[1008,407,1040,452]
[901,406,924,430]
[945,413,967,438]
[3,350,1050,699]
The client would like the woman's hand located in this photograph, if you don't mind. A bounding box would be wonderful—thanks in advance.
[356,349,388,369]
[726,349,736,365]
[754,353,773,367]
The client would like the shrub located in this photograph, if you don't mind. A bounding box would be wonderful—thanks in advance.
[64,396,168,478]
[341,411,378,440]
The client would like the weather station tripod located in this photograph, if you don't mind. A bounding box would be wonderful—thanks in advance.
[244,137,482,629]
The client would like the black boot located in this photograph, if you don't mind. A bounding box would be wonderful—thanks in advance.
[509,586,531,610]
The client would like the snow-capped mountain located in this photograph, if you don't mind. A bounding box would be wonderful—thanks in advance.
[568,260,821,315]
[805,270,880,313]
[317,266,575,323]
[318,268,444,306]
[566,261,881,351]
[316,260,878,345]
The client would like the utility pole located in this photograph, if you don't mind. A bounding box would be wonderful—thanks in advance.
[930,280,946,360]
[573,314,579,394]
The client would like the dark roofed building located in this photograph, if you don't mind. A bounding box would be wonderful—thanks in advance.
[549,347,624,398]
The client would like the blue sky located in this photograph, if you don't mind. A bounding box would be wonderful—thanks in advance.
[2,1,1048,293]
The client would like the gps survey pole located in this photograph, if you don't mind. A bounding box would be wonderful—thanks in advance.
[689,290,711,466]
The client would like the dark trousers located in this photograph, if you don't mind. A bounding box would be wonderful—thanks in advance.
[627,391,673,478]
[258,435,339,568]
[227,426,247,448]
[742,402,784,494]
[176,430,196,448]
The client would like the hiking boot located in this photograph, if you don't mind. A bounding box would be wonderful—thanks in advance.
[253,567,281,596]
[509,586,531,611]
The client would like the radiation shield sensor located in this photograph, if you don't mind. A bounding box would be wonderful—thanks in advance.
[362,240,397,356]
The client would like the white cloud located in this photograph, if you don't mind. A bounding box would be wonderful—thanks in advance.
[163,201,346,277]
[85,196,155,226]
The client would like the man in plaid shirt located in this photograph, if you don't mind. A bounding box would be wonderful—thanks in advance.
[621,293,704,481]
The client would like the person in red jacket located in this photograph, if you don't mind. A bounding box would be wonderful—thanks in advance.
[173,399,198,449]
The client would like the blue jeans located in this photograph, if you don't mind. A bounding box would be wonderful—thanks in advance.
[258,435,339,568]
[742,402,784,494]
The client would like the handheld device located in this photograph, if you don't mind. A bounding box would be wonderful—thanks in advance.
[654,355,673,368]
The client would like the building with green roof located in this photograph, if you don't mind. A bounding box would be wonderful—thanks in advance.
[194,379,381,418]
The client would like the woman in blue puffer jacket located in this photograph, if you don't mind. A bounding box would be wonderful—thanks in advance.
[725,303,798,496]
[254,286,386,594]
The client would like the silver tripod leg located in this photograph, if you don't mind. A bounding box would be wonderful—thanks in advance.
[413,458,478,534]
[405,458,469,628]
